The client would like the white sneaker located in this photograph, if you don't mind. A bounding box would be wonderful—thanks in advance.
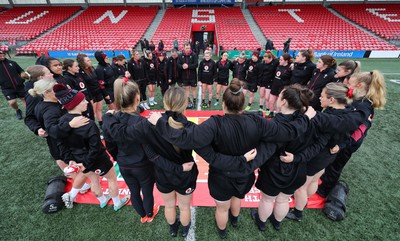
[139,102,145,110]
[153,100,158,105]
[144,102,150,110]
[149,101,154,107]
[114,196,131,212]
[62,192,73,209]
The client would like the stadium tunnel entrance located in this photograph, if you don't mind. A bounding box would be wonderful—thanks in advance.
[190,23,218,56]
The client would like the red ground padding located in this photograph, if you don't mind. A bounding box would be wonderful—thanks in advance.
[65,110,326,208]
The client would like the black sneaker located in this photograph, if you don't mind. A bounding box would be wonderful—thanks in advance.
[187,101,193,109]
[229,211,238,228]
[250,209,266,231]
[16,109,23,120]
[181,221,191,237]
[169,217,180,237]
[217,227,227,239]
[286,210,302,222]
[268,215,282,231]
[202,102,208,108]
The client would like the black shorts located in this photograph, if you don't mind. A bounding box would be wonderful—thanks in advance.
[200,79,214,85]
[259,81,272,89]
[255,164,307,196]
[244,82,258,93]
[208,169,255,201]
[2,86,26,101]
[183,78,197,87]
[103,88,114,104]
[215,78,229,86]
[46,136,62,161]
[83,157,114,176]
[270,80,284,96]
[307,149,336,176]
[155,165,198,195]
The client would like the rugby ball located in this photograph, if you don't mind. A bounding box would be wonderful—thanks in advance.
[63,165,80,176]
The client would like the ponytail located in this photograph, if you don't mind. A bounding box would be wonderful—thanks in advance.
[21,65,47,82]
[163,87,188,153]
[351,71,386,109]
[28,78,56,97]
[114,77,140,111]
[368,71,386,109]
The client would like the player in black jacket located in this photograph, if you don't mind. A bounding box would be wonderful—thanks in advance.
[316,71,386,198]
[22,65,53,136]
[286,82,364,221]
[103,81,198,237]
[148,79,312,238]
[231,53,247,84]
[334,60,361,84]
[77,54,107,128]
[290,49,316,86]
[29,78,91,205]
[251,84,327,231]
[307,55,336,111]
[62,59,95,120]
[198,51,216,108]
[267,53,292,118]
[214,51,233,106]
[95,51,116,110]
[157,52,169,96]
[128,50,149,110]
[0,50,26,119]
[243,52,261,110]
[112,54,130,79]
[143,51,157,107]
[53,83,130,211]
[167,49,182,87]
[178,43,198,109]
[258,51,279,113]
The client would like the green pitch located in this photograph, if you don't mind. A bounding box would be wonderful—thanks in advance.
[0,56,399,240]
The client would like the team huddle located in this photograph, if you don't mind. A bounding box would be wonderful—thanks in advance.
[0,46,386,238]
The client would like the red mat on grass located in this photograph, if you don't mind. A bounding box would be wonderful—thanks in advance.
[65,110,326,208]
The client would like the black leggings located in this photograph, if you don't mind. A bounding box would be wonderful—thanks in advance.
[120,166,155,217]
[136,79,147,101]
[319,140,362,195]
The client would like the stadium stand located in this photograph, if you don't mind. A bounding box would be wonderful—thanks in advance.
[0,6,81,42]
[214,8,259,50]
[17,6,158,54]
[151,8,192,51]
[249,5,398,50]
[331,4,400,41]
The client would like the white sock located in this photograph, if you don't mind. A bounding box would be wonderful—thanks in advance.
[70,188,80,200]
[81,182,90,190]
[112,196,121,207]
[150,97,154,102]
[97,195,106,203]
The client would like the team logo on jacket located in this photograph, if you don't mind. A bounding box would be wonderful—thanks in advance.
[95,169,104,175]
[79,82,85,89]
[204,66,209,71]
[9,63,13,67]
[185,187,194,194]
[150,63,154,68]
[249,66,253,71]
[324,74,328,78]
[276,71,281,77]
[304,66,307,70]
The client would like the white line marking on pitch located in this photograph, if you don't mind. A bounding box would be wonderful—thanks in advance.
[185,207,197,241]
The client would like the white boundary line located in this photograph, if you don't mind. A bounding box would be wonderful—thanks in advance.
[197,85,202,111]
[185,207,197,241]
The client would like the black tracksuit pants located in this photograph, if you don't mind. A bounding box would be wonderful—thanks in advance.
[319,140,362,195]
[120,166,155,217]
